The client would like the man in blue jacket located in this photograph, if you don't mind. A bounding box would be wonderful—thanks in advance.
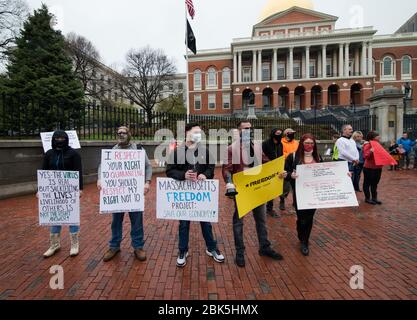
[397,132,416,170]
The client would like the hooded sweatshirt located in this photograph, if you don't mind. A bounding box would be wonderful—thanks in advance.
[42,130,83,189]
[262,128,284,161]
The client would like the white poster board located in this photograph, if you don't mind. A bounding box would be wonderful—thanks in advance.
[99,149,145,213]
[156,178,219,223]
[295,161,359,210]
[37,170,80,226]
[40,130,81,153]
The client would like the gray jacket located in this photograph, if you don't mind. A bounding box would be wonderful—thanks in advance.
[97,142,152,183]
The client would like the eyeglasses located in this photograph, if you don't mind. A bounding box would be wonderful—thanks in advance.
[303,142,315,145]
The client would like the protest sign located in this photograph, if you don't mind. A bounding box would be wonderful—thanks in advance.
[99,149,145,213]
[156,178,219,223]
[233,156,285,218]
[40,130,81,153]
[37,170,80,226]
[295,161,359,210]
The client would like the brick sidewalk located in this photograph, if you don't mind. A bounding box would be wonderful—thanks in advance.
[0,168,416,300]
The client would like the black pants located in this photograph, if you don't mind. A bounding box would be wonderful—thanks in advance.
[296,209,316,245]
[363,168,382,200]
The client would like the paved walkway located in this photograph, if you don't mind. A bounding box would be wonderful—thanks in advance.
[0,169,416,300]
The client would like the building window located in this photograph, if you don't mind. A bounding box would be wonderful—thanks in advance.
[222,67,231,88]
[194,70,202,90]
[381,56,395,80]
[242,67,252,82]
[222,93,230,109]
[114,92,118,101]
[207,67,217,88]
[194,94,201,110]
[293,60,301,79]
[208,94,216,110]
[309,59,316,77]
[277,62,286,80]
[178,82,184,90]
[402,55,412,79]
[262,63,271,81]
[326,58,332,77]
[168,83,174,91]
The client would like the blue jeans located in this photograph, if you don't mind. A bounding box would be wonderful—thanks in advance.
[178,220,217,253]
[109,212,144,250]
[50,225,79,234]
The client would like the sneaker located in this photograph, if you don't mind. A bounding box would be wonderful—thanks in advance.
[373,199,382,205]
[206,249,225,263]
[134,248,147,261]
[103,248,120,262]
[300,243,310,256]
[235,253,245,268]
[259,247,283,260]
[266,209,279,218]
[176,251,188,268]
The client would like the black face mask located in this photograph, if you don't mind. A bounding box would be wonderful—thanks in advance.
[274,134,283,142]
[54,139,66,149]
[287,133,295,140]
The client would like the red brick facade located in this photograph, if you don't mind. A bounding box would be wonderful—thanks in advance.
[188,7,417,115]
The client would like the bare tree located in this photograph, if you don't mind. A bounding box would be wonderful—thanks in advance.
[120,46,177,125]
[65,32,108,99]
[0,0,28,63]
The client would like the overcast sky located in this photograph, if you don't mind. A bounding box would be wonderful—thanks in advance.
[26,0,417,73]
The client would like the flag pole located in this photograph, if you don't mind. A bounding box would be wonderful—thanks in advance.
[185,3,190,122]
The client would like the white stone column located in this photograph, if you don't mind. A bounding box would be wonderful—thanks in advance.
[318,50,322,78]
[354,47,360,76]
[332,50,338,77]
[361,42,367,76]
[233,52,237,83]
[238,51,242,83]
[367,42,373,76]
[339,43,344,77]
[344,43,350,77]
[322,45,327,78]
[258,50,262,81]
[289,47,294,80]
[273,48,278,81]
[305,46,310,79]
[252,50,257,82]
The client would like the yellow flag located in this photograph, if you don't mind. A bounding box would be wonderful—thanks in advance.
[233,156,285,218]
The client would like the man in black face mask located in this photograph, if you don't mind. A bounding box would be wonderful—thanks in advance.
[40,130,83,258]
[262,128,284,217]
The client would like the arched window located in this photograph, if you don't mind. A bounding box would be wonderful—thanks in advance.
[402,55,412,79]
[207,67,217,88]
[381,56,395,80]
[193,69,201,90]
[222,67,231,88]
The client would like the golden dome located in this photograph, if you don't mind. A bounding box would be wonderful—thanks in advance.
[259,0,315,22]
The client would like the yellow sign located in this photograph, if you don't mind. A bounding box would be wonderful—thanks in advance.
[233,156,285,218]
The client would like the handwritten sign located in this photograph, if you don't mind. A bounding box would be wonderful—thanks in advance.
[40,131,81,153]
[295,161,359,210]
[99,149,145,213]
[156,178,219,223]
[37,170,80,226]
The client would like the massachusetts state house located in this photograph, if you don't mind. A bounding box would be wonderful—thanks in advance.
[188,4,417,116]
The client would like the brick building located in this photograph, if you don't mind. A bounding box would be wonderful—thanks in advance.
[187,6,417,116]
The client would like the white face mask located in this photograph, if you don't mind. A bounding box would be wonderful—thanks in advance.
[191,133,202,143]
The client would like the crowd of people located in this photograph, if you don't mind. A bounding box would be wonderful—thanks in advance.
[38,122,416,268]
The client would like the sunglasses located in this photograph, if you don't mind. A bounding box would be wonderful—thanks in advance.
[117,132,128,135]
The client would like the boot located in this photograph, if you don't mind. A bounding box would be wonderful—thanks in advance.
[279,197,285,211]
[70,232,80,257]
[43,233,61,258]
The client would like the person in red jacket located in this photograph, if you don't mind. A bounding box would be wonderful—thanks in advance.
[362,131,384,205]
